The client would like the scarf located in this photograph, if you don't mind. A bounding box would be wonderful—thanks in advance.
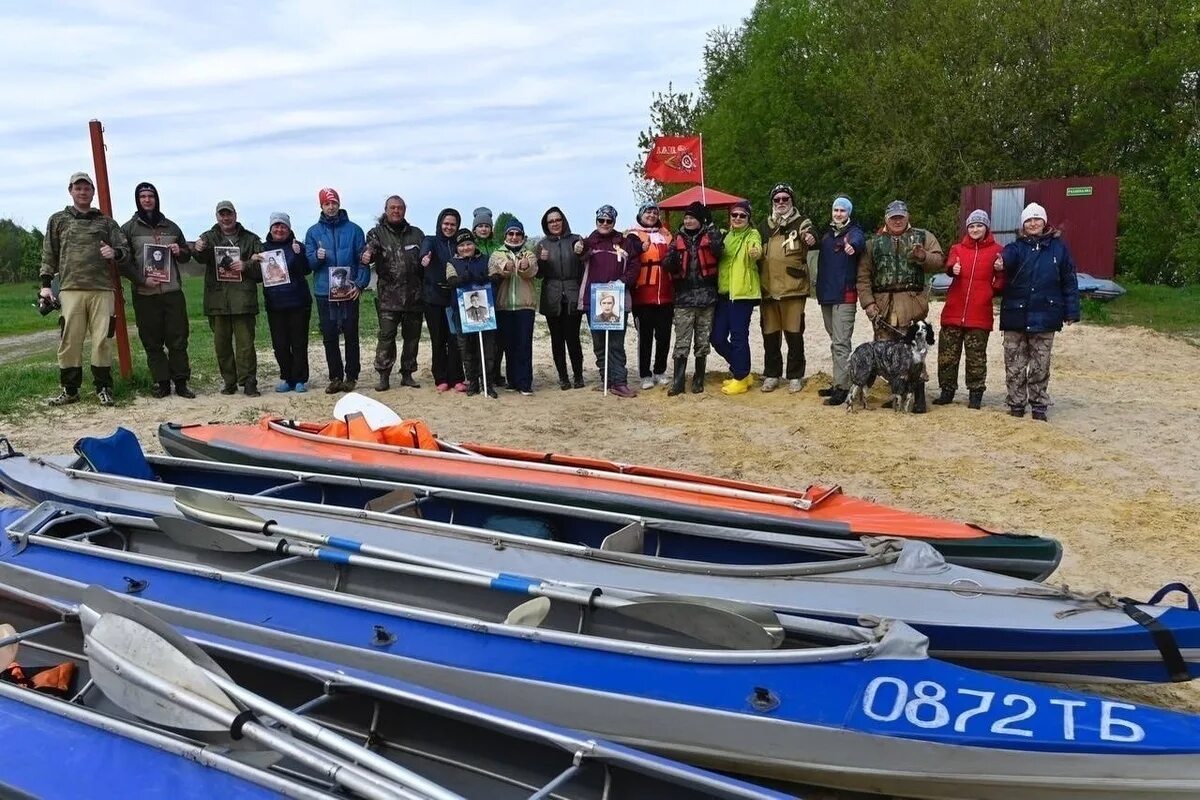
[769,206,801,232]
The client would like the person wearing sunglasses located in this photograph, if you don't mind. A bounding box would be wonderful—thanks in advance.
[536,206,587,390]
[663,201,724,396]
[757,183,816,394]
[710,199,761,396]
[581,205,642,398]
[488,218,538,395]
[856,199,945,412]
[626,201,675,390]
[809,196,865,406]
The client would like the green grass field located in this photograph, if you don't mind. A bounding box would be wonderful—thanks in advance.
[1080,282,1200,338]
[0,279,381,416]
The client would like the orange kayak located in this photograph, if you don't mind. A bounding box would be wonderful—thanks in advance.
[158,418,1061,580]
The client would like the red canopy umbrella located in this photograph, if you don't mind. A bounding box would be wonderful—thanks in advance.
[657,185,747,211]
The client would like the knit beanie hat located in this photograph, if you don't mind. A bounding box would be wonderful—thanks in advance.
[965,209,991,229]
[269,212,292,230]
[318,187,340,206]
[472,207,493,227]
[504,218,525,235]
[832,196,853,215]
[1020,203,1047,226]
[770,182,794,200]
[454,228,475,246]
[731,199,752,216]
[683,201,712,227]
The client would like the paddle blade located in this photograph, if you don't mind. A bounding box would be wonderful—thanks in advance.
[505,597,552,628]
[617,596,786,651]
[85,613,235,732]
[154,516,259,553]
[174,487,270,533]
[0,623,18,664]
[333,391,402,430]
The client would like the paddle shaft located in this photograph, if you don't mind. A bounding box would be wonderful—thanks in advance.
[85,634,426,800]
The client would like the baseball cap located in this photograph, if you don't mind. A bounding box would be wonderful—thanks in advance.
[69,172,94,187]
[215,200,237,214]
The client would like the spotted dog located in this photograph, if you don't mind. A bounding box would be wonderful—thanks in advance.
[845,320,935,412]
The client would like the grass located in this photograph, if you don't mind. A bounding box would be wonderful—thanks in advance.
[0,278,381,417]
[1080,281,1200,340]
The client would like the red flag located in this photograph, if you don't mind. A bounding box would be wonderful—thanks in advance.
[644,135,703,183]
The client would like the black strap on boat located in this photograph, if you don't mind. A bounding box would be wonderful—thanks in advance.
[1119,598,1190,682]
[230,709,258,740]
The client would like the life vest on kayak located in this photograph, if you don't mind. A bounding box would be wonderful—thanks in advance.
[317,416,439,451]
[1,661,77,698]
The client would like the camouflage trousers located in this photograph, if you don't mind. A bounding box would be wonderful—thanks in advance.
[1003,330,1055,408]
[937,325,990,392]
[672,305,715,359]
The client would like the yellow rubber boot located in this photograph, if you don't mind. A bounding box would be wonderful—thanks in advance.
[722,376,751,395]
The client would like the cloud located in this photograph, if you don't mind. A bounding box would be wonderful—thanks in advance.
[0,1,753,235]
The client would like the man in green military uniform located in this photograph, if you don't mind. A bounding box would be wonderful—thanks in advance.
[119,181,196,399]
[364,195,425,391]
[856,199,944,413]
[39,171,130,407]
[191,201,263,396]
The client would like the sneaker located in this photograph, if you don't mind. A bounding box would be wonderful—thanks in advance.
[294,382,308,393]
[325,379,343,395]
[453,382,468,393]
[96,387,115,407]
[220,383,238,395]
[640,376,655,390]
[761,377,780,393]
[486,387,499,399]
[275,381,293,393]
[519,390,533,397]
[787,378,804,394]
[654,373,669,386]
[610,383,638,398]
[48,388,80,406]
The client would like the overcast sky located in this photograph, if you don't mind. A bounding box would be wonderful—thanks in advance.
[0,1,754,239]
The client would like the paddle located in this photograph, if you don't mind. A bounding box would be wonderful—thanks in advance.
[0,623,19,664]
[332,391,402,431]
[158,505,785,651]
[81,587,463,800]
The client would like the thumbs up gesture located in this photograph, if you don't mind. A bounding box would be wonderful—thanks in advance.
[910,243,927,263]
[316,244,327,261]
[993,255,1004,272]
[952,261,962,276]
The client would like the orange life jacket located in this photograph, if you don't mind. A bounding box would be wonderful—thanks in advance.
[2,661,77,698]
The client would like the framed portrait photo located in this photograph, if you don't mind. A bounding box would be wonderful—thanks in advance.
[261,249,290,287]
[143,243,172,284]
[457,285,496,333]
[589,281,626,330]
[214,246,242,282]
[328,267,356,301]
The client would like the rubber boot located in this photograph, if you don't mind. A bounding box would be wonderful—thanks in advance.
[174,380,196,399]
[932,388,955,405]
[400,372,420,388]
[967,389,983,409]
[667,357,687,397]
[690,356,706,394]
[375,371,390,392]
[911,382,928,414]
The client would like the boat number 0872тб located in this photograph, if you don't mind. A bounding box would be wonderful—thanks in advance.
[858,677,1146,743]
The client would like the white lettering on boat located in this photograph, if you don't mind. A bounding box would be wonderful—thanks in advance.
[861,677,1146,743]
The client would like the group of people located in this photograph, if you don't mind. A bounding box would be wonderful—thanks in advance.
[39,172,1080,419]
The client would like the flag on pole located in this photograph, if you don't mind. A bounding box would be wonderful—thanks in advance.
[644,135,704,184]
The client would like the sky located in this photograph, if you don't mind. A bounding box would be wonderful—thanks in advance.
[0,0,754,239]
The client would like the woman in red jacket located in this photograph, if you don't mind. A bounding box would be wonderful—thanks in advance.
[933,209,1004,409]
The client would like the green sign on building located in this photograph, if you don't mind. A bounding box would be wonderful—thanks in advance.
[1065,186,1093,197]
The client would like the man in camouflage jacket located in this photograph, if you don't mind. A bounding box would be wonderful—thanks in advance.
[39,172,130,407]
[364,196,425,390]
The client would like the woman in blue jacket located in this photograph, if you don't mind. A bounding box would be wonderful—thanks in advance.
[304,188,368,394]
[996,203,1080,421]
[420,209,467,392]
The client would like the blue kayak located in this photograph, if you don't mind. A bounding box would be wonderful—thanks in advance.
[2,501,1200,799]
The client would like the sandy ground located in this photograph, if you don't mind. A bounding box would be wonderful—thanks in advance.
[2,300,1198,797]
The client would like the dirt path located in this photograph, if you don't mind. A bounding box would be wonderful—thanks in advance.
[0,328,59,365]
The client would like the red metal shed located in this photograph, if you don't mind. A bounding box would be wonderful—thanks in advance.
[959,175,1119,277]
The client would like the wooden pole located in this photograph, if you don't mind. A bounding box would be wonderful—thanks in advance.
[88,119,133,379]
